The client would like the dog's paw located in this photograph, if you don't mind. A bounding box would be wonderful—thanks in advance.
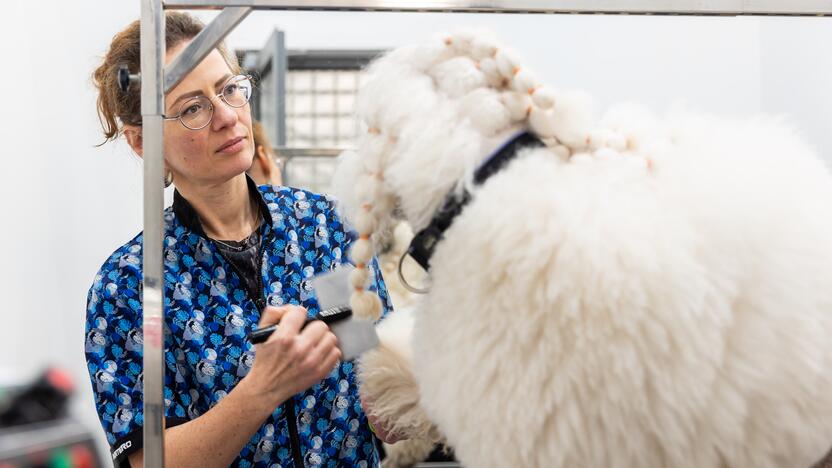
[382,437,438,468]
[357,309,441,442]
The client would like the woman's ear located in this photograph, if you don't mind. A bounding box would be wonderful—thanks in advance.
[255,145,273,178]
[255,144,267,163]
[124,125,144,158]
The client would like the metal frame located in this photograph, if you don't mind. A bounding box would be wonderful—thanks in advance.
[256,29,288,146]
[273,49,377,191]
[163,0,832,15]
[282,50,375,150]
[165,7,252,92]
[139,1,832,466]
[285,49,383,70]
[139,1,165,466]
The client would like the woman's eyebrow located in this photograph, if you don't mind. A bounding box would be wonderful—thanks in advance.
[168,73,234,110]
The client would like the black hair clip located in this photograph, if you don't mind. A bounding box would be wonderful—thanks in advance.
[117,64,140,93]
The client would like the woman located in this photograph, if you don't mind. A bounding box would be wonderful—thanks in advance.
[86,12,394,467]
[248,120,283,187]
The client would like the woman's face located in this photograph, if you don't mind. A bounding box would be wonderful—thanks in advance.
[162,41,254,187]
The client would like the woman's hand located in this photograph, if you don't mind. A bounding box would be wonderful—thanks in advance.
[127,306,339,468]
[245,305,342,407]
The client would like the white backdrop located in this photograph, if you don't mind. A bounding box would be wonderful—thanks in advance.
[0,1,828,460]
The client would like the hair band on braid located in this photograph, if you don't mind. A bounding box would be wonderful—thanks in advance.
[348,126,389,321]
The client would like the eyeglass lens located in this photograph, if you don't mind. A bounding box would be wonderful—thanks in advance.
[177,75,252,130]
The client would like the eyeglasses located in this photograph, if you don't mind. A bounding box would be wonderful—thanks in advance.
[163,74,253,130]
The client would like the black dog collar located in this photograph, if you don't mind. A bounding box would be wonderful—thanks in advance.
[406,131,545,271]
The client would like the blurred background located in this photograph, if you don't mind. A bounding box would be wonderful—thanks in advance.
[0,1,830,465]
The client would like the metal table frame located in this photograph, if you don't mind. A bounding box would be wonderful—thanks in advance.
[138,1,832,466]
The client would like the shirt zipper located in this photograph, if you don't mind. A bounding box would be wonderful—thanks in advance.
[253,234,304,468]
[285,398,304,467]
[212,228,305,468]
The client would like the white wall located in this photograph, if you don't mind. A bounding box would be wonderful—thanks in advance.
[0,2,828,461]
[0,0,143,459]
[759,17,832,162]
[210,10,830,161]
[208,11,765,116]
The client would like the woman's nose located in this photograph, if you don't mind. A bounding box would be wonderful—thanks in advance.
[211,97,239,131]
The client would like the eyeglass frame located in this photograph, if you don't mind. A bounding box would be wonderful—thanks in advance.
[161,74,254,131]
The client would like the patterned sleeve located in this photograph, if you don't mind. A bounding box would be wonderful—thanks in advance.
[367,256,394,320]
[84,242,188,466]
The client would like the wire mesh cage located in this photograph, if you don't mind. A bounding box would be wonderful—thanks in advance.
[242,47,382,193]
[281,66,363,193]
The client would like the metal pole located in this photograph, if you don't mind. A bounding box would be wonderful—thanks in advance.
[273,31,287,147]
[140,0,166,466]
[165,6,252,93]
[161,0,832,16]
[254,30,287,148]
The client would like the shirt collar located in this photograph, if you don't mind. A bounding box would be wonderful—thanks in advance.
[172,174,272,237]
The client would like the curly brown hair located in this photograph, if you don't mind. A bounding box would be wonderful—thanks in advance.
[92,12,241,145]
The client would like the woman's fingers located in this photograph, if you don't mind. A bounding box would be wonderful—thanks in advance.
[300,329,338,372]
[257,305,290,327]
[313,331,339,359]
[267,306,307,341]
[319,345,342,375]
[300,320,330,344]
[256,306,342,388]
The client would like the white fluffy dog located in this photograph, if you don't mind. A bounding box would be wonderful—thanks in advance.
[333,31,832,468]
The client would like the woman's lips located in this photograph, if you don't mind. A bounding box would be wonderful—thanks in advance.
[217,136,245,154]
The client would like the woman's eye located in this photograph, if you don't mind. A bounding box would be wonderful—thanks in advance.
[183,103,203,115]
[223,84,238,96]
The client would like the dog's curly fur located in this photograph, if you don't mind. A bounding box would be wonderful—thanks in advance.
[369,222,440,467]
[337,31,832,468]
[357,307,443,467]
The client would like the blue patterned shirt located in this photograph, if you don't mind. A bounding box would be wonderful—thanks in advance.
[85,179,391,467]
